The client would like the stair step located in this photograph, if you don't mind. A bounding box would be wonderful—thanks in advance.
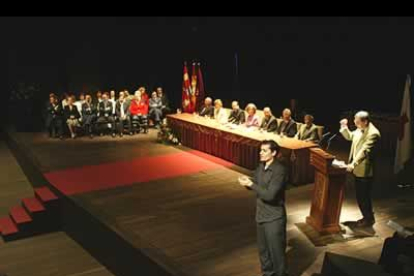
[0,217,18,235]
[34,187,58,203]
[10,206,32,224]
[22,197,46,214]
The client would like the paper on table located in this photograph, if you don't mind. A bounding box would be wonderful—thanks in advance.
[332,159,347,169]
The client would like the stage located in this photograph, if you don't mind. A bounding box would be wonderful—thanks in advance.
[3,128,414,276]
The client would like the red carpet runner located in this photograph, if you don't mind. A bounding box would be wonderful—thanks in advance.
[44,150,233,195]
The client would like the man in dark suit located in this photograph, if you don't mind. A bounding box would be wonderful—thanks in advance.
[115,91,131,137]
[295,114,319,143]
[260,107,278,132]
[97,92,116,137]
[238,140,289,276]
[228,100,246,124]
[198,97,214,118]
[156,87,171,117]
[44,94,63,139]
[277,108,297,137]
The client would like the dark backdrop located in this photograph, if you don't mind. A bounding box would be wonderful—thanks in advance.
[1,16,413,129]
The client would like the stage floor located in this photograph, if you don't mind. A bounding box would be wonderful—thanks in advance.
[5,130,414,276]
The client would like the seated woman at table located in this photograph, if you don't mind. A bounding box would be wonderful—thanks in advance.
[214,99,228,124]
[295,114,319,143]
[244,103,261,128]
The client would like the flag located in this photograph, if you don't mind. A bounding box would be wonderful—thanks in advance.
[196,63,205,112]
[394,74,412,174]
[189,62,198,113]
[181,62,192,113]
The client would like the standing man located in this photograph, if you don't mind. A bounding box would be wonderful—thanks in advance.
[238,140,289,276]
[340,111,381,227]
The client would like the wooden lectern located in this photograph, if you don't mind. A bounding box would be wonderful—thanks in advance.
[306,148,347,234]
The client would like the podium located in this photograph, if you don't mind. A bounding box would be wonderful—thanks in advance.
[306,148,347,234]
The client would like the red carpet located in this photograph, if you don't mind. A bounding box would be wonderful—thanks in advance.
[44,150,232,195]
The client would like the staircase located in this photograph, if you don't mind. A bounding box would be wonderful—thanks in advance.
[0,186,60,242]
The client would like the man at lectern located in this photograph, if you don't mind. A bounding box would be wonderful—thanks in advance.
[340,111,381,227]
[238,140,289,276]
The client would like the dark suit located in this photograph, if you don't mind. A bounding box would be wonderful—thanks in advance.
[199,105,214,118]
[228,108,246,124]
[249,160,289,276]
[277,119,297,137]
[160,94,171,116]
[97,100,116,133]
[63,105,80,120]
[81,102,97,134]
[115,100,131,134]
[44,102,63,137]
[296,123,319,143]
[260,116,278,132]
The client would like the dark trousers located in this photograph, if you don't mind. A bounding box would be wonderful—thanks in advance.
[96,116,116,133]
[257,218,288,276]
[378,233,414,274]
[355,177,374,221]
[117,117,131,134]
[46,118,63,137]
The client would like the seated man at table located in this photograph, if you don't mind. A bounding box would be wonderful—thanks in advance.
[295,114,319,143]
[259,107,278,132]
[214,99,228,124]
[276,108,297,137]
[228,101,245,124]
[244,103,261,128]
[199,97,214,118]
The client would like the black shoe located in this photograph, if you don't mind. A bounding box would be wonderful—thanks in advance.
[356,218,375,227]
[112,133,116,138]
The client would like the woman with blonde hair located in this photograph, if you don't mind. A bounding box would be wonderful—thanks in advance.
[244,103,260,128]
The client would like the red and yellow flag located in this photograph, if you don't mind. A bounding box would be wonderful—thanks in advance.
[181,62,192,113]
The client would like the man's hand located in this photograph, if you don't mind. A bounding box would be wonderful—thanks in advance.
[238,175,253,187]
[346,163,355,172]
[340,118,348,128]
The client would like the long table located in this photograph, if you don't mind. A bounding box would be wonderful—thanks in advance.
[167,113,317,185]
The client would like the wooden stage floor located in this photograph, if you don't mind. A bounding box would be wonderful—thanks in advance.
[5,129,414,276]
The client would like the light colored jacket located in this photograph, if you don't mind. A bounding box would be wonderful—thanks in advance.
[340,122,381,177]
[296,123,319,143]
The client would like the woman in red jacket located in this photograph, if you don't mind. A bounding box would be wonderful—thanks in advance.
[130,91,149,133]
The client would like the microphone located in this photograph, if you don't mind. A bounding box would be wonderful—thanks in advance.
[326,133,338,151]
[318,131,331,146]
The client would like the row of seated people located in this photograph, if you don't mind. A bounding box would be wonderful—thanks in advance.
[44,87,170,139]
[197,97,321,143]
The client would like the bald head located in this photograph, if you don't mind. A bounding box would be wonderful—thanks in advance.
[354,110,370,129]
[282,108,292,121]
[205,97,212,106]
[232,101,239,110]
